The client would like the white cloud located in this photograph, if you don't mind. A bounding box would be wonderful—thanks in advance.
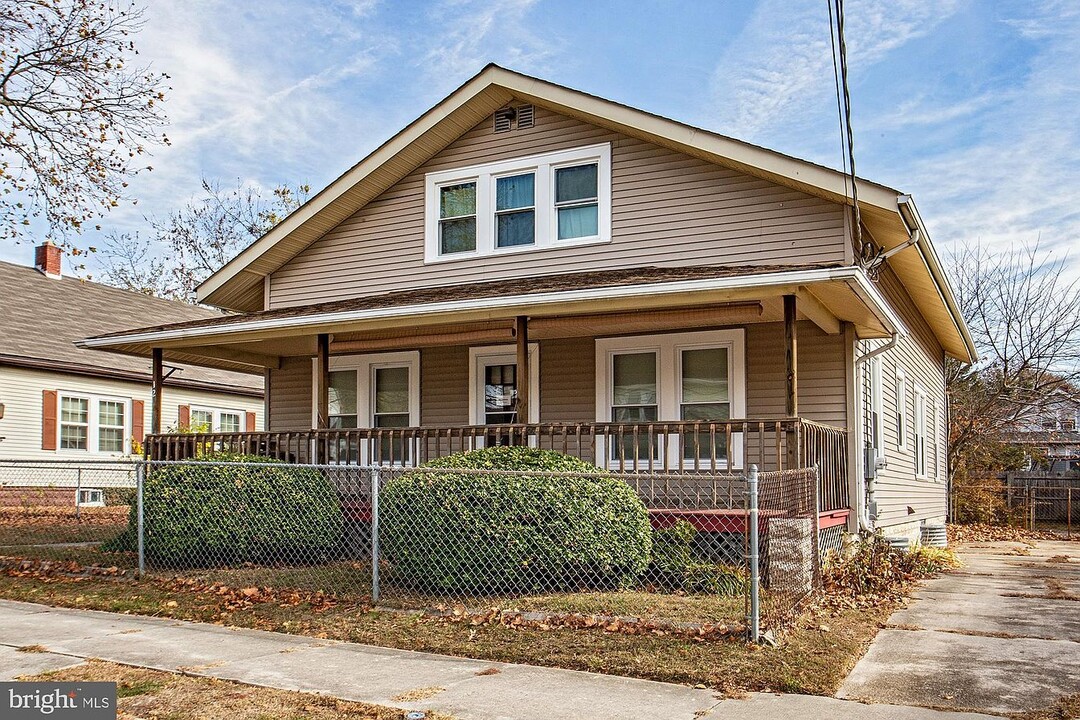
[708,0,961,141]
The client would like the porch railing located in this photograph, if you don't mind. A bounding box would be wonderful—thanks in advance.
[144,418,849,511]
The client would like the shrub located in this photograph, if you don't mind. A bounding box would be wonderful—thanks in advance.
[380,446,652,593]
[110,453,343,567]
[648,519,746,595]
[823,533,961,600]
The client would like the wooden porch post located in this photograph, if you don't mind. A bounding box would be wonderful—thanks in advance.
[784,294,799,417]
[151,348,163,435]
[515,316,529,423]
[316,333,330,429]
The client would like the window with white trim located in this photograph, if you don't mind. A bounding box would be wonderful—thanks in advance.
[868,356,883,460]
[324,352,420,464]
[914,385,928,478]
[59,393,129,454]
[189,407,243,433]
[895,367,907,450]
[425,143,611,262]
[468,345,540,427]
[77,488,104,507]
[596,330,746,468]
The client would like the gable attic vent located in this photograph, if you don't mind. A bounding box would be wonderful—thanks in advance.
[493,105,534,133]
[516,104,534,128]
[493,108,514,133]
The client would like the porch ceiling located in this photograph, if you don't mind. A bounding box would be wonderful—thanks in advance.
[78,265,904,373]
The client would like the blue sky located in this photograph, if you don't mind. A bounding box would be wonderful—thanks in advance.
[4,0,1077,278]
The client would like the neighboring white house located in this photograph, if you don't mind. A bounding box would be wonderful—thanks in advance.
[0,243,264,463]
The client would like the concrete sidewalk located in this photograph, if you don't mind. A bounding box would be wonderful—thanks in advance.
[0,599,993,720]
[840,539,1080,715]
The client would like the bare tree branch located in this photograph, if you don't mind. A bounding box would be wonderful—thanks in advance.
[0,0,168,247]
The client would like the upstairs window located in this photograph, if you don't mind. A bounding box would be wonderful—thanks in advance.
[425,143,611,262]
[555,164,598,240]
[439,182,477,254]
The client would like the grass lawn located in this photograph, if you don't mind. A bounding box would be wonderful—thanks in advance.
[24,660,451,720]
[0,564,893,696]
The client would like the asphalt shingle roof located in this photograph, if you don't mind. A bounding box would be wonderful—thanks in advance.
[0,261,262,392]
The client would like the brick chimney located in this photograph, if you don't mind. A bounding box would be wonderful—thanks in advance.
[34,242,61,279]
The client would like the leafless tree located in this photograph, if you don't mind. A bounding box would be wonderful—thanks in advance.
[95,178,310,301]
[947,241,1080,478]
[96,230,176,297]
[0,0,168,247]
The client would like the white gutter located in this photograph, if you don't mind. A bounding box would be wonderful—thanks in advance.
[82,266,899,349]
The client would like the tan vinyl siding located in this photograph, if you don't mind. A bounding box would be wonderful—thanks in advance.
[420,346,469,426]
[539,338,594,424]
[0,365,264,460]
[265,323,849,432]
[268,106,847,308]
[862,264,948,530]
[745,321,847,426]
[267,357,312,431]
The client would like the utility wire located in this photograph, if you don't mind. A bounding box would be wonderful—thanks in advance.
[828,0,882,275]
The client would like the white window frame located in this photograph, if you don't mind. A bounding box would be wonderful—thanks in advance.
[316,352,421,465]
[57,392,130,455]
[189,406,244,433]
[869,356,884,460]
[894,367,907,451]
[914,384,928,479]
[424,143,612,263]
[77,488,104,507]
[468,344,540,426]
[595,330,746,469]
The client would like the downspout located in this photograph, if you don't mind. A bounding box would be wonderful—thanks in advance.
[852,334,897,533]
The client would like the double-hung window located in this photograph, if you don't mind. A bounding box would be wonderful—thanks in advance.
[868,356,883,461]
[438,182,477,254]
[495,173,535,248]
[323,352,420,464]
[59,393,129,454]
[914,385,928,478]
[190,407,243,433]
[895,367,907,450]
[425,143,611,262]
[596,330,745,469]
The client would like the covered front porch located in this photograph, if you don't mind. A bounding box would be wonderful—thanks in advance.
[82,264,906,522]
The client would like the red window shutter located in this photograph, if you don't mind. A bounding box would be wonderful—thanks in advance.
[41,390,58,450]
[132,400,145,442]
[178,404,190,427]
[245,412,256,432]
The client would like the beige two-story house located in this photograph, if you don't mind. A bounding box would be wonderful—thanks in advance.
[79,66,975,543]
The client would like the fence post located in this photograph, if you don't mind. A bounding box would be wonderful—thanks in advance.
[1068,488,1072,540]
[748,464,760,643]
[812,463,821,588]
[75,468,82,521]
[371,467,381,605]
[136,462,145,578]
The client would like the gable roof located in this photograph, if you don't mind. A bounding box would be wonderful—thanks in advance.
[0,261,262,394]
[196,64,976,362]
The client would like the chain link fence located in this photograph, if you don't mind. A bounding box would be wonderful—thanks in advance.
[0,460,136,566]
[0,457,828,635]
[952,478,1079,537]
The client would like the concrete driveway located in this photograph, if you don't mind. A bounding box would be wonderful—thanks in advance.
[840,538,1080,715]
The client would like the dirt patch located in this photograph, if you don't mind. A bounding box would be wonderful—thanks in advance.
[16,644,48,653]
[1010,692,1080,720]
[475,667,501,676]
[392,686,445,702]
[25,659,453,719]
[1047,555,1071,563]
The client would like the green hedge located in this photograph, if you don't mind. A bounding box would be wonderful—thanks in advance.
[111,453,343,567]
[381,447,652,593]
[649,519,747,596]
